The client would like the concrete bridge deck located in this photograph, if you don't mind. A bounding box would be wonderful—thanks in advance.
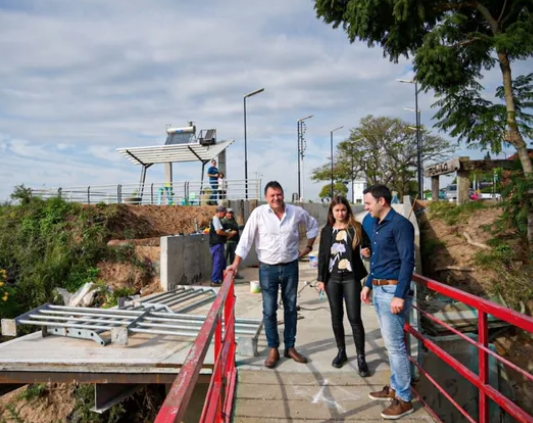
[0,247,433,421]
[231,260,434,422]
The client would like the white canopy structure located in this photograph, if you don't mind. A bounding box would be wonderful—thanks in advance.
[117,140,234,167]
[117,139,234,185]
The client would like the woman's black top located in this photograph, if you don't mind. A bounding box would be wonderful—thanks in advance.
[317,225,369,285]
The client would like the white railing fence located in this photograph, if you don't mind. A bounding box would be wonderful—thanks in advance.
[31,179,262,205]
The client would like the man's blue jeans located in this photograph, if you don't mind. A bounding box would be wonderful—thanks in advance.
[259,260,298,349]
[373,285,413,402]
[210,182,218,203]
[210,244,226,283]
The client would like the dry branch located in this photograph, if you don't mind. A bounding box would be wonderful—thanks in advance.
[463,231,491,250]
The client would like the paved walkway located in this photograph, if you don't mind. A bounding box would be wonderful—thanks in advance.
[231,251,434,422]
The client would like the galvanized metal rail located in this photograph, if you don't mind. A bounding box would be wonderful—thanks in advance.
[1,286,262,351]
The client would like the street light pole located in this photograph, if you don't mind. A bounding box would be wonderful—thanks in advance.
[243,88,265,200]
[330,126,343,200]
[351,142,355,204]
[414,82,423,199]
[398,79,424,198]
[297,114,313,201]
[297,120,301,199]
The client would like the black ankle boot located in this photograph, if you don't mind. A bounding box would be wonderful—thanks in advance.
[332,349,348,368]
[357,354,370,377]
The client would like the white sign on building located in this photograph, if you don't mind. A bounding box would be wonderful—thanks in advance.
[352,180,367,204]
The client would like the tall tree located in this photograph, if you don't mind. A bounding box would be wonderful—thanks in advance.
[319,181,348,201]
[314,0,533,240]
[312,115,452,198]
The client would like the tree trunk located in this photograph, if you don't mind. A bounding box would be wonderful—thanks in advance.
[498,51,533,175]
[477,2,533,245]
[498,49,533,244]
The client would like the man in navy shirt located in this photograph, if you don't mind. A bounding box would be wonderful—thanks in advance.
[361,185,415,420]
[207,159,219,203]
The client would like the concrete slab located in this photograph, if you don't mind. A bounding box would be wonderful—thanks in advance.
[234,398,433,422]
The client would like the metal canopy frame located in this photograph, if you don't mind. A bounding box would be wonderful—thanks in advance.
[117,141,235,192]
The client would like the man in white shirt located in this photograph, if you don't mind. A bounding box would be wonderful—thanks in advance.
[229,181,318,368]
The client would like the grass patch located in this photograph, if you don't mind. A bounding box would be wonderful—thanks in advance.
[421,238,447,258]
[490,267,533,312]
[472,238,533,312]
[428,201,488,226]
[17,384,49,403]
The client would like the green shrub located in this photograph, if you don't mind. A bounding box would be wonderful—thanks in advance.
[0,194,140,317]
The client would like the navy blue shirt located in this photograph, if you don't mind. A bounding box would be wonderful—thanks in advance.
[362,208,415,299]
[207,166,219,182]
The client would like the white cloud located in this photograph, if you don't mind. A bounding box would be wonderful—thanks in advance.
[0,0,530,201]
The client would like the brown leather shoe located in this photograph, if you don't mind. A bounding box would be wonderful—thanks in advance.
[368,385,395,401]
[381,398,414,420]
[264,348,280,369]
[284,348,308,363]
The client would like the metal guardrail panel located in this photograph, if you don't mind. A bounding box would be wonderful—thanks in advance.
[31,179,262,204]
[1,285,262,350]
[409,273,533,423]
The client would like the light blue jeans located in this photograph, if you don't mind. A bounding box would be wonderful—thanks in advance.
[373,285,413,402]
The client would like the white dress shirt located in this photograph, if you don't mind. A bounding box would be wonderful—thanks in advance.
[235,204,319,265]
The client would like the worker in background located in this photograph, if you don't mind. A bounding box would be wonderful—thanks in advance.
[207,159,220,204]
[222,208,243,280]
[210,205,236,286]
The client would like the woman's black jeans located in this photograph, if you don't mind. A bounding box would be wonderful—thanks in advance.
[326,272,365,355]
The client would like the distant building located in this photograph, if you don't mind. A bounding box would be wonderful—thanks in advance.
[352,180,367,204]
[507,149,533,161]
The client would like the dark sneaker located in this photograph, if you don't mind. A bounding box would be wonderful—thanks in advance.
[369,385,395,401]
[381,398,414,420]
[210,281,222,287]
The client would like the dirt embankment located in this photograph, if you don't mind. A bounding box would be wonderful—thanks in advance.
[419,203,503,297]
[418,201,533,415]
[97,204,218,294]
[103,204,217,239]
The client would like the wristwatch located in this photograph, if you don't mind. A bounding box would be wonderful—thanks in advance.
[306,245,313,250]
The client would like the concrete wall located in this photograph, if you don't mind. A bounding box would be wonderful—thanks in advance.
[401,196,422,274]
[161,234,212,291]
[222,199,260,267]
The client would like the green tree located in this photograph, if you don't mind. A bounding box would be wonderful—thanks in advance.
[319,182,348,201]
[312,115,452,198]
[314,0,533,240]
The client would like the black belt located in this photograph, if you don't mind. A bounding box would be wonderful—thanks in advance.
[261,260,295,266]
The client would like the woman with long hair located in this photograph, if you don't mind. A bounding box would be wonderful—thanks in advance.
[317,195,370,376]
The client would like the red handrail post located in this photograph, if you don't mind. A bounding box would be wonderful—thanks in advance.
[214,318,223,423]
[154,270,237,423]
[478,311,489,423]
[411,274,533,423]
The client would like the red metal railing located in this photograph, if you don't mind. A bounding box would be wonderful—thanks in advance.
[154,270,237,423]
[408,274,533,423]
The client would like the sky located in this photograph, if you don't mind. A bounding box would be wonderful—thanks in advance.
[0,0,530,202]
